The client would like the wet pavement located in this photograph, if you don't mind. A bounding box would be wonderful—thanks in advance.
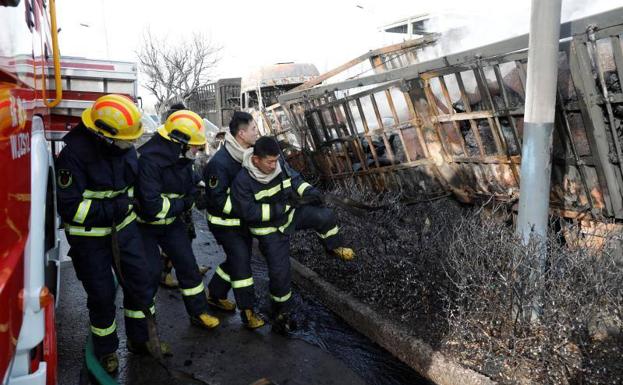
[57,211,429,385]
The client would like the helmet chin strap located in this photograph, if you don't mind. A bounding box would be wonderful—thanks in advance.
[169,129,190,145]
[178,143,193,159]
[90,129,114,145]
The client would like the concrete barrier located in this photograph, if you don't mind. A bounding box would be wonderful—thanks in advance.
[290,258,497,385]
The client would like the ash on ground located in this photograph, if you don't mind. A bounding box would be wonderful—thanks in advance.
[291,187,623,385]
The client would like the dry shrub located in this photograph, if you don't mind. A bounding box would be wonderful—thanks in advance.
[291,185,623,384]
[443,207,623,384]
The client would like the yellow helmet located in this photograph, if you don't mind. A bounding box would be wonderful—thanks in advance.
[157,110,206,146]
[82,94,143,140]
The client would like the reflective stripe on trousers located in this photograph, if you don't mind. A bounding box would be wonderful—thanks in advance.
[180,282,205,296]
[231,277,253,289]
[215,266,230,282]
[124,304,156,319]
[317,225,339,239]
[90,320,117,337]
[271,291,292,303]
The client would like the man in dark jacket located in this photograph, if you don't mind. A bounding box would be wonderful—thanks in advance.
[56,94,164,373]
[204,111,265,329]
[231,136,354,331]
[136,109,220,330]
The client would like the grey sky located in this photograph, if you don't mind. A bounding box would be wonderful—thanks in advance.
[57,0,620,109]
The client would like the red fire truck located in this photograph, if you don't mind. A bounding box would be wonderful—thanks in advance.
[1,0,61,383]
[0,0,145,385]
[1,1,141,384]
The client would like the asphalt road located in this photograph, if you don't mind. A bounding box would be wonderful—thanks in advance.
[57,211,426,385]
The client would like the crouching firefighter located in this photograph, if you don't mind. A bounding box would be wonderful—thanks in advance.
[56,94,164,373]
[135,110,220,330]
[204,111,265,329]
[231,137,355,332]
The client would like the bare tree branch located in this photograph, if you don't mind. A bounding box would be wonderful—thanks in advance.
[136,28,222,114]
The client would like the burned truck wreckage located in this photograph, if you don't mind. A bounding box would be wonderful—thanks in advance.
[255,7,623,385]
[266,9,623,236]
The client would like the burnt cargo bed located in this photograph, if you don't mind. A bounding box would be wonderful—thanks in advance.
[290,192,623,385]
[57,210,428,385]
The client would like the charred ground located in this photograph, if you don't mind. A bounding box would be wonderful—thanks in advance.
[291,188,623,384]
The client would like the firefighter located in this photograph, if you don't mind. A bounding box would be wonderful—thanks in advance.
[56,94,165,373]
[231,136,354,331]
[204,111,265,329]
[157,103,209,289]
[135,110,220,330]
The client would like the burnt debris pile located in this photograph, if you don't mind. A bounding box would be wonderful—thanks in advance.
[291,187,623,384]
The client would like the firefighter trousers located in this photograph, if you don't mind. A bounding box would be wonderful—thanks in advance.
[67,222,152,358]
[257,204,345,312]
[207,227,255,310]
[139,218,209,318]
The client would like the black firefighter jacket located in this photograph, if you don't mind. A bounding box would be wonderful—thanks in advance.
[231,160,320,236]
[56,123,138,236]
[135,134,195,225]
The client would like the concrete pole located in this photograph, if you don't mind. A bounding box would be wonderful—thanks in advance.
[516,0,562,319]
[517,0,562,243]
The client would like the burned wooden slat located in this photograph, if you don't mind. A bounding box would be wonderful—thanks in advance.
[556,89,595,210]
[455,72,486,157]
[438,75,468,156]
[472,67,505,155]
[492,64,522,153]
[328,105,354,173]
[402,89,430,159]
[612,35,623,95]
[316,109,344,174]
[369,93,396,164]
[355,98,381,168]
[569,39,622,216]
[385,89,413,163]
[342,102,370,171]
[292,34,438,92]
[423,81,452,161]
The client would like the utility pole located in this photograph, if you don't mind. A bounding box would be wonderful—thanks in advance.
[516,0,562,317]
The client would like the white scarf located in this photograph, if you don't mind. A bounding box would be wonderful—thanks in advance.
[224,132,247,164]
[242,149,282,184]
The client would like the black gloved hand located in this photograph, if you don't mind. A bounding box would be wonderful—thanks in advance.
[305,193,324,206]
[112,196,131,221]
[182,195,195,211]
[287,194,303,209]
[194,189,208,210]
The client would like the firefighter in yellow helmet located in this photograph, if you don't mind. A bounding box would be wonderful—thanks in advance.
[56,94,167,373]
[135,110,220,329]
[157,103,210,290]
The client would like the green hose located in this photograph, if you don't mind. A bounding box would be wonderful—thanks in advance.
[83,274,119,385]
[85,335,119,385]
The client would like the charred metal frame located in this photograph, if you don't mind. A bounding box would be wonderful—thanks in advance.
[187,77,241,128]
[277,8,623,220]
